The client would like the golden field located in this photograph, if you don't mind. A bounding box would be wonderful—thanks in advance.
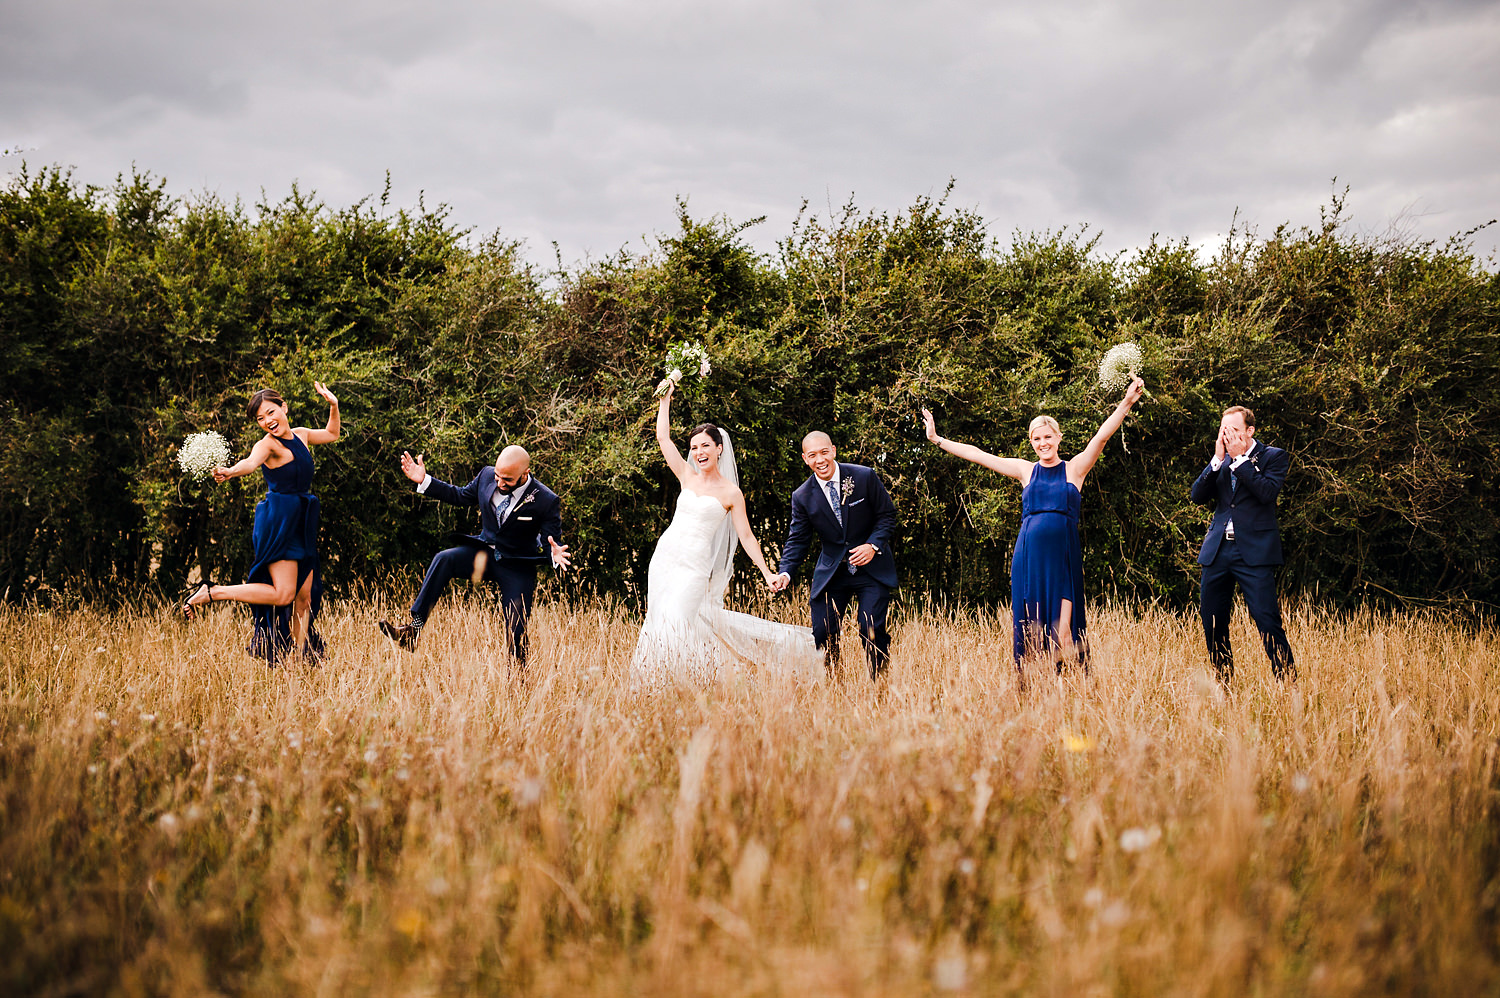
[2,593,1498,996]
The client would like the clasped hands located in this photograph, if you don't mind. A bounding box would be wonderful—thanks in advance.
[763,544,876,593]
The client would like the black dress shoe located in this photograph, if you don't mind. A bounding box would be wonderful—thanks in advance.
[378,620,420,651]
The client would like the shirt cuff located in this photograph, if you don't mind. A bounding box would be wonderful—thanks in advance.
[1210,456,1223,471]
[416,474,433,493]
[1229,454,1250,469]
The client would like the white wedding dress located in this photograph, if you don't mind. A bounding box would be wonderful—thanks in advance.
[630,434,823,687]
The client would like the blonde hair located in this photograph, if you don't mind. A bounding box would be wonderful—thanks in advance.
[1028,415,1061,438]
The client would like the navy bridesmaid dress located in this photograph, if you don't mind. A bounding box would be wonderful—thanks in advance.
[246,433,324,664]
[1010,460,1087,668]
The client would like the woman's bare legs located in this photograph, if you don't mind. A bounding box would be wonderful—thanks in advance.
[186,560,298,609]
[1056,598,1077,670]
[291,568,315,652]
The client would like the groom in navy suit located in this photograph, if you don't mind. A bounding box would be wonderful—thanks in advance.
[1192,405,1295,683]
[772,431,899,680]
[379,445,569,664]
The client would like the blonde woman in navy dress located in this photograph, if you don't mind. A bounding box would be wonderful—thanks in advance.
[182,383,340,664]
[922,376,1143,680]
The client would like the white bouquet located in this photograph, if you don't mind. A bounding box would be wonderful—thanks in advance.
[654,340,711,397]
[177,431,231,481]
[1098,342,1143,392]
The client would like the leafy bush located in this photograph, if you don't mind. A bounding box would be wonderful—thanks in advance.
[2,169,1496,608]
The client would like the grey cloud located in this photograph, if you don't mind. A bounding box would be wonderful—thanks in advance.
[1,0,1496,264]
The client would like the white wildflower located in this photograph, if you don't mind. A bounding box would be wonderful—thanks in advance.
[933,952,967,991]
[177,431,231,481]
[1119,825,1162,852]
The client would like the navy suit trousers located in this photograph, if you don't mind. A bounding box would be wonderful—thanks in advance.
[411,546,538,664]
[1200,540,1294,681]
[812,572,892,680]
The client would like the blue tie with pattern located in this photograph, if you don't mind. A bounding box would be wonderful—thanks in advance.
[826,480,842,525]
[495,492,512,524]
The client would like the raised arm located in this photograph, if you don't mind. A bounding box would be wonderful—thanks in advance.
[922,408,1031,482]
[212,436,276,483]
[728,490,779,585]
[300,382,341,445]
[1068,377,1145,482]
[655,382,690,482]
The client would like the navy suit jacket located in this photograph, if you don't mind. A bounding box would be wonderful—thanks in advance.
[777,463,899,598]
[422,468,563,564]
[1190,441,1288,567]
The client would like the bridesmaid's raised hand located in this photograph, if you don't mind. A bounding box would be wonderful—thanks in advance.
[921,407,940,444]
[314,381,339,407]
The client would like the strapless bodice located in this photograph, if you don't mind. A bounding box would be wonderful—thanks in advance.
[662,489,729,551]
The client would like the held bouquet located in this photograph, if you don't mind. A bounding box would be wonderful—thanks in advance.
[654,340,711,397]
[1097,342,1143,392]
[1097,342,1146,452]
[177,431,231,481]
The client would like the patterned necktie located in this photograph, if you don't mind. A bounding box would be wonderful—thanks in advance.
[826,480,842,525]
[495,492,513,524]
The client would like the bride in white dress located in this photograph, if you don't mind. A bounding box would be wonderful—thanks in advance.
[630,381,824,686]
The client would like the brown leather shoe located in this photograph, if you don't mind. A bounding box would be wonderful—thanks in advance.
[378,620,420,651]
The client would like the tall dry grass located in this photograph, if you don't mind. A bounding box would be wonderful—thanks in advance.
[2,592,1498,995]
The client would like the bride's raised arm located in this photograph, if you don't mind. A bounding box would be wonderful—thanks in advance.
[655,381,690,483]
[727,490,779,586]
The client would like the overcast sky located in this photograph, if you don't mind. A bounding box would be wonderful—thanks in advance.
[4,0,1498,267]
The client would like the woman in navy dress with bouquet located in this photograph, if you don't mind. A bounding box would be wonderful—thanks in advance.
[183,383,341,664]
[922,376,1144,680]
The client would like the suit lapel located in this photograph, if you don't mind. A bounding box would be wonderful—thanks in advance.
[480,473,499,532]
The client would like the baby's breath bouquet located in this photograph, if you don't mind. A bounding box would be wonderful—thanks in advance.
[177,431,231,481]
[654,340,711,397]
[1098,342,1143,392]
[1097,342,1146,452]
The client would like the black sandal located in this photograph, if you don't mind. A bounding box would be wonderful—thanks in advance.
[181,580,215,620]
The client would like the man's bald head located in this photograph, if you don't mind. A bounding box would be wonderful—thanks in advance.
[495,445,532,493]
[801,431,838,481]
[801,431,833,453]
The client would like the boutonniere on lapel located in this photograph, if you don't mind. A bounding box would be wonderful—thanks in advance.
[516,491,538,509]
[839,477,856,505]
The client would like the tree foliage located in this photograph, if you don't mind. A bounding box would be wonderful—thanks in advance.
[2,168,1496,609]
